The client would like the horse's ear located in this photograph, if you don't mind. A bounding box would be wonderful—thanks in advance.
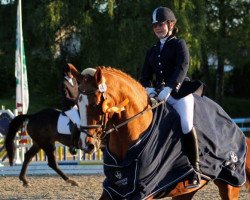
[67,63,83,82]
[95,67,103,85]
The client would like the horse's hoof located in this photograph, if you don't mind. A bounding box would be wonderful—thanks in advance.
[23,182,30,187]
[66,179,79,186]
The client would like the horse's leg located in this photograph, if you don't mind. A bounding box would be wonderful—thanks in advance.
[99,190,112,200]
[214,180,240,200]
[43,145,79,186]
[245,138,250,191]
[19,144,40,187]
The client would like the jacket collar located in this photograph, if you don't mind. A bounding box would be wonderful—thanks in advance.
[153,35,176,52]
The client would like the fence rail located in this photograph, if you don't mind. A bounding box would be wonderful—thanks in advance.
[233,118,250,132]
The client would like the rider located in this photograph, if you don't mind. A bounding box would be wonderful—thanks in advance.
[62,63,81,155]
[140,6,203,188]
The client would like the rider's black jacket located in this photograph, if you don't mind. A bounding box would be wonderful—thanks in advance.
[140,35,204,99]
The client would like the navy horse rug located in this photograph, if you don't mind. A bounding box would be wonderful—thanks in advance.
[102,94,247,200]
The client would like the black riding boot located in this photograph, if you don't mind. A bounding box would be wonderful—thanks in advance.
[69,123,80,155]
[183,127,201,188]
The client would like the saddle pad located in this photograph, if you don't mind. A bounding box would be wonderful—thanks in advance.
[57,114,71,135]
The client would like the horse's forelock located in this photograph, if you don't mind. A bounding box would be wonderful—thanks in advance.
[81,68,96,77]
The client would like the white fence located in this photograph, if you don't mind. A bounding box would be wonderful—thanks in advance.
[232,118,250,133]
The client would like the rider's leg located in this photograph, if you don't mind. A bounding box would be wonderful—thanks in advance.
[183,127,201,188]
[64,107,81,155]
[167,94,200,188]
[68,122,80,155]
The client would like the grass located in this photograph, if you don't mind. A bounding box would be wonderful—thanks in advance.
[0,97,15,111]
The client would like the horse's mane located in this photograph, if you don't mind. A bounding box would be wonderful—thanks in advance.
[100,66,146,92]
[81,66,147,99]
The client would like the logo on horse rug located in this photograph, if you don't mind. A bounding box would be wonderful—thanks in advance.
[103,94,247,200]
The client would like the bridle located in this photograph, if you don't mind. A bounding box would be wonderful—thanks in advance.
[78,87,108,140]
[78,86,165,142]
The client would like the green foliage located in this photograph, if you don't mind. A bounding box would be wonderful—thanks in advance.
[204,0,250,101]
[0,3,16,96]
[223,97,250,118]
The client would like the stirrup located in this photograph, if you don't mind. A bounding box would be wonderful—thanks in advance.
[185,172,201,189]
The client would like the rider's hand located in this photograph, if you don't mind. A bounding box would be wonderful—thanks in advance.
[158,87,172,101]
[146,87,157,98]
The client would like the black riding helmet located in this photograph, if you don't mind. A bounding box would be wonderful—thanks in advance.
[151,7,176,24]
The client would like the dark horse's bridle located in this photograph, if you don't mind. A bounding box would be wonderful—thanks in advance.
[78,87,164,141]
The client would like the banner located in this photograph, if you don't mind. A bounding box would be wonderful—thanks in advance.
[15,0,29,114]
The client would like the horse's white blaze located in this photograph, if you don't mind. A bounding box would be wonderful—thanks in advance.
[78,94,88,126]
[78,94,89,149]
[79,132,87,150]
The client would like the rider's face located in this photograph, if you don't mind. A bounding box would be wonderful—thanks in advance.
[65,71,73,78]
[152,21,174,39]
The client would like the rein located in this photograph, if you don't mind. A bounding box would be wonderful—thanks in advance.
[104,100,164,135]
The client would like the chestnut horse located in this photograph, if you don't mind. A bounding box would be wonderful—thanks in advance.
[71,65,250,200]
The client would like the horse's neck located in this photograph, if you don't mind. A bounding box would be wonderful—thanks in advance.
[104,70,153,160]
[108,101,153,160]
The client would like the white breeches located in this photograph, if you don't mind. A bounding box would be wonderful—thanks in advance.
[167,94,194,134]
[64,106,81,129]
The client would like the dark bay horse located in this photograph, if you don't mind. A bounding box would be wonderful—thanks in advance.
[71,65,250,200]
[4,108,84,187]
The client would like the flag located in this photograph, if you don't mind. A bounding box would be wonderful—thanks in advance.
[15,0,29,114]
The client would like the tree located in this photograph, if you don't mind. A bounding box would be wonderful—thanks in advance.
[205,0,250,103]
